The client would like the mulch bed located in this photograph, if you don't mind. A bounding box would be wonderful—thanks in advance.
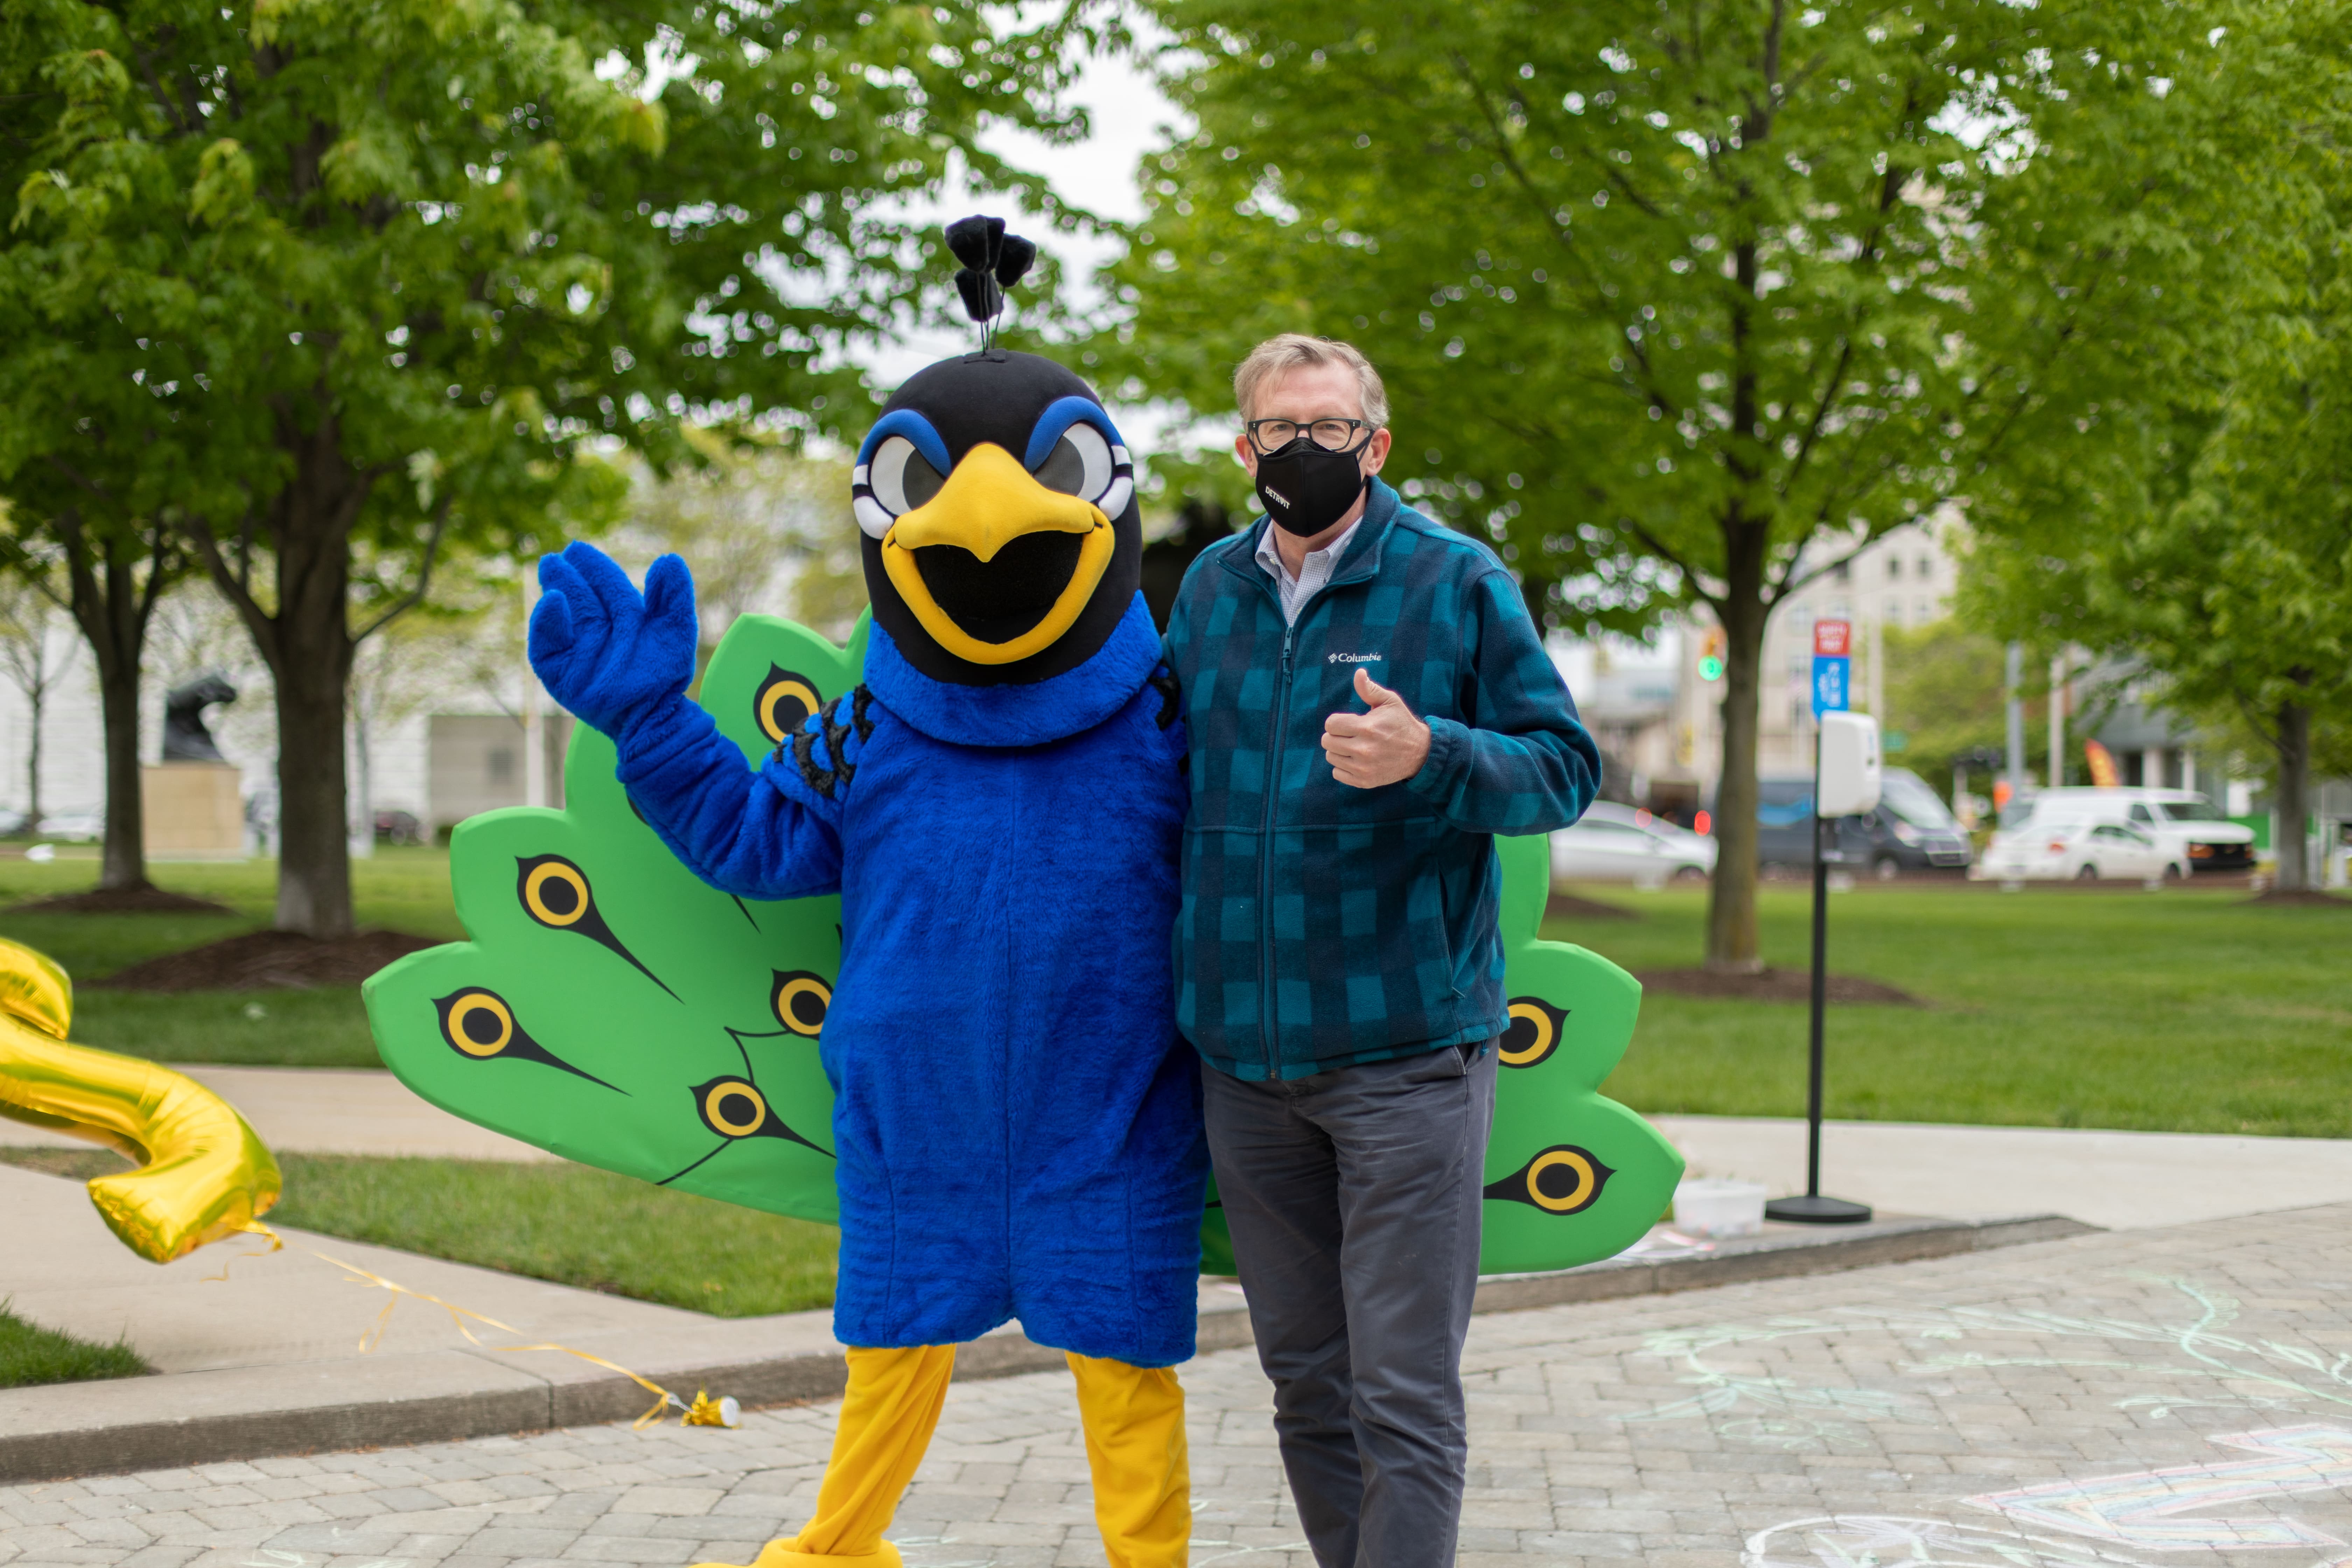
[9,886,237,916]
[1545,892,1642,921]
[1636,966,1927,1006]
[89,929,443,993]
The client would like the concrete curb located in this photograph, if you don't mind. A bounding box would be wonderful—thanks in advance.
[0,1211,2092,1483]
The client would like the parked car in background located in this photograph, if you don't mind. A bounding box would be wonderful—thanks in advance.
[374,810,425,846]
[35,812,104,842]
[1976,816,2186,882]
[2017,788,2255,874]
[1551,802,1717,885]
[1749,767,1973,877]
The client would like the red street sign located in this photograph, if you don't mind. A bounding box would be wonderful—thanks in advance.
[1813,618,1851,657]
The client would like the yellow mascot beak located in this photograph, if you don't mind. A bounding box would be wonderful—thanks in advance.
[882,442,1115,666]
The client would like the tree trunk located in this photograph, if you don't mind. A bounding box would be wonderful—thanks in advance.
[93,651,145,889]
[191,405,366,938]
[275,648,355,934]
[2275,698,2312,892]
[1705,522,1773,972]
[24,678,43,835]
[352,685,375,861]
[54,516,171,892]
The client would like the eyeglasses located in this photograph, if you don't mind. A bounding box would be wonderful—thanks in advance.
[1245,417,1375,454]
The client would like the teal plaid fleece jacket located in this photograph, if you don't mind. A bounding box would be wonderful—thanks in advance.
[1163,478,1601,1081]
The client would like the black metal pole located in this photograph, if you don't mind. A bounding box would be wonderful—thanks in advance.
[1766,718,1874,1226]
[1807,742,1828,1198]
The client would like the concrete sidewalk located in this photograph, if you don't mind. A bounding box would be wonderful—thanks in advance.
[0,1065,554,1162]
[13,1199,2352,1566]
[1651,1114,2352,1231]
[0,1154,2077,1482]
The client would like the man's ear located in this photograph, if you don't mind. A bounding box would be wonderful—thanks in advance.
[1359,427,1392,478]
[1233,433,1259,476]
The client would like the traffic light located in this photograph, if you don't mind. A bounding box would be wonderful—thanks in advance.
[1698,626,1726,682]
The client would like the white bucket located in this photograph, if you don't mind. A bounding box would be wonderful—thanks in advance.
[1673,1178,1768,1238]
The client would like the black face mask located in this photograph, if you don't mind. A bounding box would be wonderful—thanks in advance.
[1254,438,1369,538]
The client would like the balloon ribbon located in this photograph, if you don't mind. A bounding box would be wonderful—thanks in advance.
[219,1222,740,1429]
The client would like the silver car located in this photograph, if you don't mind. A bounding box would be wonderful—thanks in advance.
[1551,802,1717,885]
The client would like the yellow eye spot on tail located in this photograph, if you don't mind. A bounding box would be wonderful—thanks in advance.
[1499,997,1567,1068]
[513,854,680,1001]
[433,987,625,1092]
[1484,1144,1615,1216]
[755,667,822,744]
[771,971,831,1037]
[701,1079,769,1138]
[443,990,514,1057]
[522,859,590,929]
[673,1073,828,1166]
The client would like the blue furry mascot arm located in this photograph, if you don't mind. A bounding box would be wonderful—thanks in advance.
[530,541,845,901]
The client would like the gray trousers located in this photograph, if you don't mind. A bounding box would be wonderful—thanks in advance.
[1203,1040,1498,1568]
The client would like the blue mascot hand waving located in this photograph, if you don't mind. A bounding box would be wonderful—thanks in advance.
[529,542,700,737]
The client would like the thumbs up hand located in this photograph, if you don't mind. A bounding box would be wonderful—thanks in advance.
[1323,667,1433,789]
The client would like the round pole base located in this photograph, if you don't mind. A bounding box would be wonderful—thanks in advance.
[1765,1194,1874,1225]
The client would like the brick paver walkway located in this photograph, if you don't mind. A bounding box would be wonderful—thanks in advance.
[12,1203,2352,1568]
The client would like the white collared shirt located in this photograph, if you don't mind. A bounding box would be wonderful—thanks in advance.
[1255,517,1362,626]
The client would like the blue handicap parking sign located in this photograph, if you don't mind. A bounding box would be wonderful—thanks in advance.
[1812,655,1850,718]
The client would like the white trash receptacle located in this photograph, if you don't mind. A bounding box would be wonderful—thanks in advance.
[1673,1178,1768,1238]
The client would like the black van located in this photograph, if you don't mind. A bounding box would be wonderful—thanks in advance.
[1747,768,1974,878]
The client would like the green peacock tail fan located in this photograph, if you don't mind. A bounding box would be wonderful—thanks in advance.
[369,607,1681,1269]
[362,612,871,1227]
[1198,832,1685,1275]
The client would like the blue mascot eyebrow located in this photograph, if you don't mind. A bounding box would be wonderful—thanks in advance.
[856,409,954,475]
[1023,397,1126,471]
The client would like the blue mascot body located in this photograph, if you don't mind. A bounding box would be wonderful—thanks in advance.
[527,216,1201,1568]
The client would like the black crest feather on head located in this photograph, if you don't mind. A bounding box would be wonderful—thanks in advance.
[945,215,1036,340]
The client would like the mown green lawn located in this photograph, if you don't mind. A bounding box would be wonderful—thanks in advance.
[0,1293,147,1389]
[0,850,458,1068]
[1558,881,2352,1138]
[3,850,2349,1138]
[3,1147,838,1317]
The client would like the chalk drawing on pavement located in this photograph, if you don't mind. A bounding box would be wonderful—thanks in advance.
[1967,1424,2352,1554]
[1747,1428,2352,1568]
[1744,1514,2164,1568]
[1627,1276,2352,1452]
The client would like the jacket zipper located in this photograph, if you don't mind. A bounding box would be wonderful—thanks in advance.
[1259,618,1295,1079]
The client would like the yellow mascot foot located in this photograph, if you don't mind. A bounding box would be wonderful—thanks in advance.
[694,1539,902,1568]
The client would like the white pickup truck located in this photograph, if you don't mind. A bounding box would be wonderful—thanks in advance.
[2003,788,2256,875]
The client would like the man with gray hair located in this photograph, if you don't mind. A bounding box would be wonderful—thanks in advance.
[1161,334,1600,1565]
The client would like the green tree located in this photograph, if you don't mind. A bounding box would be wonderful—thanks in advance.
[1092,0,2239,968]
[1965,3,2352,891]
[0,0,1075,935]
[1879,618,2045,809]
[0,567,77,835]
[1967,362,2352,889]
[621,437,863,653]
[0,313,198,891]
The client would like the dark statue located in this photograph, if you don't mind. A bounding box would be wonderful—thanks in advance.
[161,674,237,763]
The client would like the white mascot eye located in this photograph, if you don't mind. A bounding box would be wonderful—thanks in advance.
[1035,422,1114,503]
[856,436,946,539]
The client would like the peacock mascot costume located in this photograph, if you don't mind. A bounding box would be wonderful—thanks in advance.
[364,216,1682,1568]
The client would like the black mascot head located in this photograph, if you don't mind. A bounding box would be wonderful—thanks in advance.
[850,217,1141,686]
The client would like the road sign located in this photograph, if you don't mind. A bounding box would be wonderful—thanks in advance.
[1813,618,1851,657]
[1811,655,1850,718]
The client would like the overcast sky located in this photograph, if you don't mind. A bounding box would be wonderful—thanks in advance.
[843,40,1225,471]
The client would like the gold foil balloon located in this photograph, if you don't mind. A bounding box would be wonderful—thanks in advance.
[0,937,280,1261]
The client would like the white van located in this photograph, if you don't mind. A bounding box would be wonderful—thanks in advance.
[2015,788,2255,874]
